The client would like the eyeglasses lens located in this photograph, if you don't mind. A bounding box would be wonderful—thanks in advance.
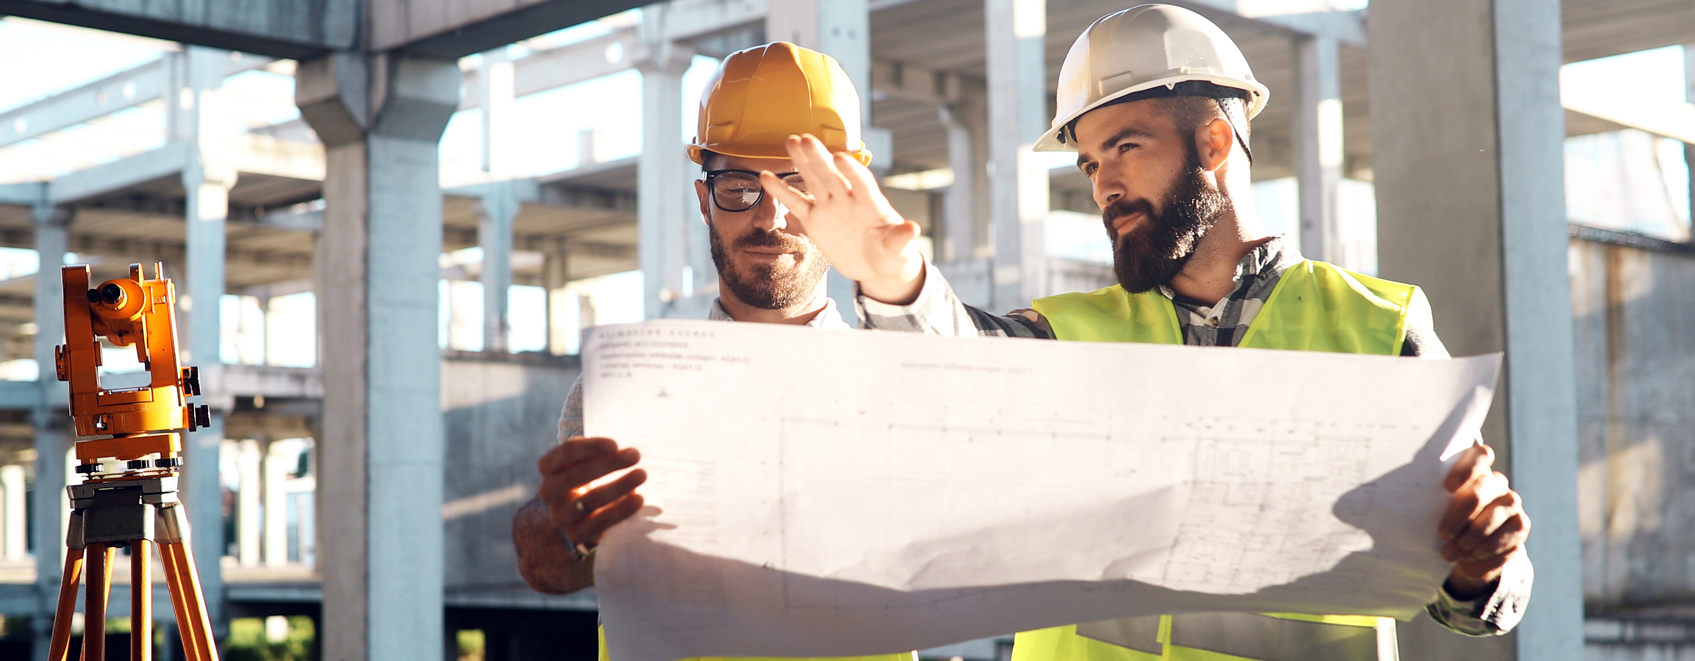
[713,173,763,212]
[712,172,807,212]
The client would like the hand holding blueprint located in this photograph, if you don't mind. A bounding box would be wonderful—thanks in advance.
[584,320,1499,661]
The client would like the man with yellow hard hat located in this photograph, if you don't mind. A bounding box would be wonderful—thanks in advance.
[759,5,1532,660]
[509,42,915,661]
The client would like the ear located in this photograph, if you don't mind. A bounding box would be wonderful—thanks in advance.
[1195,118,1234,173]
[695,179,713,226]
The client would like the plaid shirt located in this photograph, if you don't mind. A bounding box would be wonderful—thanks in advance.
[853,237,1531,637]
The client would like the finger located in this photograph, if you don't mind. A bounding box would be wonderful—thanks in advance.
[1443,443,1493,492]
[1439,470,1508,543]
[1459,507,1529,563]
[537,447,641,504]
[564,492,647,548]
[1450,520,1528,584]
[572,468,648,515]
[761,171,814,219]
[537,436,618,474]
[1442,487,1520,561]
[1450,551,1512,586]
[789,134,852,199]
[834,151,884,204]
[543,467,647,530]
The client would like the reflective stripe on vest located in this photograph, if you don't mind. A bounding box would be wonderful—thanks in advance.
[597,626,917,661]
[1019,260,1417,661]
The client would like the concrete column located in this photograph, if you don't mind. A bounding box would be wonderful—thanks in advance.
[297,52,459,661]
[986,0,1049,311]
[477,183,518,353]
[236,439,262,566]
[938,103,976,263]
[1370,0,1581,658]
[30,202,70,661]
[263,439,290,567]
[637,13,693,320]
[542,239,570,355]
[175,46,235,629]
[0,464,22,560]
[1293,35,1344,264]
[480,49,516,177]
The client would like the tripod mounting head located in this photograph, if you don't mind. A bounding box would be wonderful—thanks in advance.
[56,263,209,474]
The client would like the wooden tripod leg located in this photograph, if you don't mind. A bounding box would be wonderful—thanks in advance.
[83,543,114,661]
[132,539,152,661]
[164,541,219,661]
[46,547,85,661]
[159,542,202,661]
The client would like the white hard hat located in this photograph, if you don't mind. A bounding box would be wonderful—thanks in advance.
[1035,4,1270,152]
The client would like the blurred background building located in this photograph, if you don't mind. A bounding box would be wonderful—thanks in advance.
[0,0,1683,659]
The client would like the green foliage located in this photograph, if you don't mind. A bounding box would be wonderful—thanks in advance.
[223,616,314,661]
[457,629,485,661]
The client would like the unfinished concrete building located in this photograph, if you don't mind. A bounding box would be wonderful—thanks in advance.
[0,0,1687,659]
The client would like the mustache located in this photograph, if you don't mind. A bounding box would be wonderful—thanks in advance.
[734,228,811,253]
[1102,197,1155,241]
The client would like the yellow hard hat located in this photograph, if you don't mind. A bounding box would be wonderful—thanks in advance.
[1036,4,1269,152]
[688,42,872,166]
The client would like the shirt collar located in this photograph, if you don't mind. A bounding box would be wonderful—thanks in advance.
[708,297,851,330]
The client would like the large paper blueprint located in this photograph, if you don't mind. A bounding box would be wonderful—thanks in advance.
[583,320,1499,661]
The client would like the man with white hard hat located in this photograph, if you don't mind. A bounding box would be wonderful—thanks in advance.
[511,42,915,661]
[759,5,1532,660]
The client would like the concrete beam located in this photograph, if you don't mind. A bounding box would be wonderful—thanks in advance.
[0,0,355,59]
[0,183,45,206]
[986,0,1049,311]
[48,143,189,206]
[0,380,44,411]
[213,364,323,399]
[1254,10,1367,49]
[1370,0,1582,658]
[0,58,168,148]
[461,30,642,112]
[375,0,648,58]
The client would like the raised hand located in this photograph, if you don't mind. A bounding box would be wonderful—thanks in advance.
[1438,443,1530,599]
[761,134,927,304]
[535,436,648,551]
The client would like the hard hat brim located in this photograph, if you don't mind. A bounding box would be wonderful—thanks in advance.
[1033,74,1269,153]
[687,143,873,168]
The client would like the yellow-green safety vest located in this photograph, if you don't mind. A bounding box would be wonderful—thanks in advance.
[598,626,916,661]
[1021,260,1417,661]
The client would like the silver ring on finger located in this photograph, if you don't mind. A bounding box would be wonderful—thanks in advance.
[574,499,587,513]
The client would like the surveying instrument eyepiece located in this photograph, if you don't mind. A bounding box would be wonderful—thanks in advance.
[46,263,219,661]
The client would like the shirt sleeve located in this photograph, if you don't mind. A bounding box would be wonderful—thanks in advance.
[853,261,1056,338]
[1426,550,1534,636]
[559,375,585,442]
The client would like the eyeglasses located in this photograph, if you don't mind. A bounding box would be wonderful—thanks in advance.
[704,169,808,213]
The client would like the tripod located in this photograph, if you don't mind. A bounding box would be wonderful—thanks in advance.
[48,469,218,661]
[46,263,218,661]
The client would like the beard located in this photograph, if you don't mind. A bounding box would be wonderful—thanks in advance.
[1104,153,1231,294]
[708,222,830,310]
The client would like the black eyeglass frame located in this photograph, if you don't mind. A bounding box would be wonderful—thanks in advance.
[703,168,805,213]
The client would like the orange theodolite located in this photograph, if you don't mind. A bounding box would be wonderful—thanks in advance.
[46,263,219,661]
